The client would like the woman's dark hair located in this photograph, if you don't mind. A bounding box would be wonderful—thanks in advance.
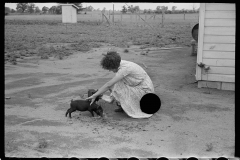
[100,51,121,70]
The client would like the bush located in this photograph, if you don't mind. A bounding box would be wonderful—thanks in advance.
[58,52,64,60]
[41,54,49,59]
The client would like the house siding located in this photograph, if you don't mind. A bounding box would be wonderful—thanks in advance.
[197,3,235,85]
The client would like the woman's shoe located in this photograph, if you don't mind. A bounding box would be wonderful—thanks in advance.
[114,107,124,112]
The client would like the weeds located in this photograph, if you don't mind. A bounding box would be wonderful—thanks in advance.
[5,16,195,63]
[123,49,129,53]
[41,55,49,59]
[206,143,213,151]
[35,138,48,152]
[38,139,48,149]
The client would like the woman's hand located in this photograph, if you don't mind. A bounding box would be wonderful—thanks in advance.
[85,74,123,105]
[85,94,97,105]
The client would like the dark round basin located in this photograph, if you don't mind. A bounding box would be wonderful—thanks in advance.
[192,23,199,42]
[140,93,161,114]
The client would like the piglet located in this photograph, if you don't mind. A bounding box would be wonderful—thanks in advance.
[65,89,103,118]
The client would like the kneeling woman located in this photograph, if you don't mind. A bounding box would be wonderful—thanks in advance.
[86,51,155,118]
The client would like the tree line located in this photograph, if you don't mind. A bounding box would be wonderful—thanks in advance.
[5,3,199,15]
[121,5,199,14]
[5,3,94,15]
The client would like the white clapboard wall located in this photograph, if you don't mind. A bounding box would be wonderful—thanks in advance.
[196,3,235,84]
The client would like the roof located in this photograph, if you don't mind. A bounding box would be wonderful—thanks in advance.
[59,4,79,9]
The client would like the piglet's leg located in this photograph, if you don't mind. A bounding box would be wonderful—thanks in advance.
[68,108,76,118]
[65,109,70,117]
[89,111,94,117]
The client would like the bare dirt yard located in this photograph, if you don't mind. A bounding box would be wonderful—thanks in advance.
[4,14,234,158]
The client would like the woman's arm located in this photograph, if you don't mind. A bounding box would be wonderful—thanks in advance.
[85,73,124,104]
[95,73,124,96]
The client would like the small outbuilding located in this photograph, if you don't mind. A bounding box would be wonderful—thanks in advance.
[60,4,79,23]
[196,3,235,91]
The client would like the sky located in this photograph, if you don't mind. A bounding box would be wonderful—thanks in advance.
[5,3,200,11]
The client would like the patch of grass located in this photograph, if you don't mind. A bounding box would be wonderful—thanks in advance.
[70,43,90,52]
[123,49,129,53]
[140,46,147,49]
[5,14,198,61]
[6,55,18,65]
[59,54,63,60]
[206,143,213,152]
[35,138,48,152]
[41,54,49,59]
[38,140,48,149]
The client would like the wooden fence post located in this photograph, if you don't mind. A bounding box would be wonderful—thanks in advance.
[161,10,164,27]
[138,11,140,21]
[162,11,163,27]
[102,12,104,23]
[121,12,122,22]
[113,4,114,23]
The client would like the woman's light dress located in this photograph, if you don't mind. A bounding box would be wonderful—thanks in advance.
[110,60,155,118]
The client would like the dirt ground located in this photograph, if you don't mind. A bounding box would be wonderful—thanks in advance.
[4,44,235,158]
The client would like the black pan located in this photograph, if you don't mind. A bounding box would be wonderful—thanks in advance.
[192,23,199,42]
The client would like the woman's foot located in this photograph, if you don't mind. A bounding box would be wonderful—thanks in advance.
[115,102,124,112]
[114,107,124,112]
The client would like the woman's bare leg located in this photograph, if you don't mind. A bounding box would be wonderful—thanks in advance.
[110,84,124,112]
